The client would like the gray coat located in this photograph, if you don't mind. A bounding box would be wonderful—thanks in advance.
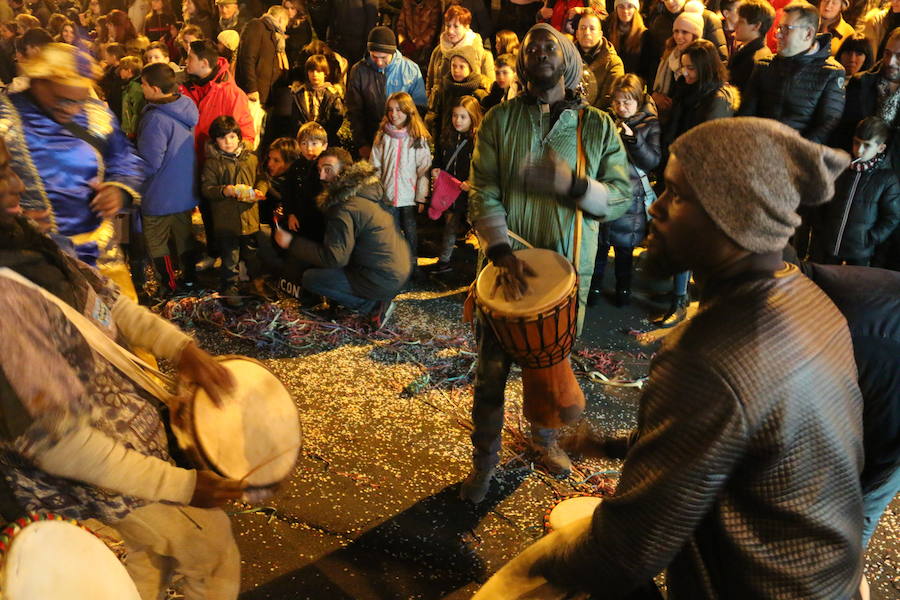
[287,161,412,299]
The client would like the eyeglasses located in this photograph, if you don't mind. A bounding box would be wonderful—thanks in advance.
[775,24,811,35]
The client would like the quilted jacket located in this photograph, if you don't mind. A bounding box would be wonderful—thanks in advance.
[738,33,846,143]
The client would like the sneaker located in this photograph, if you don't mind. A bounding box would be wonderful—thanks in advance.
[428,261,453,274]
[220,284,244,308]
[369,300,396,330]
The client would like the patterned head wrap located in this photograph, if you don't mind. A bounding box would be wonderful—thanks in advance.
[19,43,102,89]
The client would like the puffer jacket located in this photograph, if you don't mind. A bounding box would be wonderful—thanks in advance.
[602,109,661,249]
[137,95,199,216]
[346,51,428,149]
[370,127,432,208]
[738,34,846,143]
[267,82,345,146]
[579,38,625,110]
[810,154,900,263]
[829,69,881,153]
[664,81,740,147]
[286,161,412,299]
[180,57,255,160]
[201,141,260,236]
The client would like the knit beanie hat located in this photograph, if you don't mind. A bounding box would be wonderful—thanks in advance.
[516,23,584,90]
[449,43,481,73]
[614,0,640,10]
[673,1,704,39]
[670,117,850,253]
[217,29,239,52]
[367,26,397,55]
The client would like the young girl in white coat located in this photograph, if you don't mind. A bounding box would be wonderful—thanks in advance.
[371,91,433,275]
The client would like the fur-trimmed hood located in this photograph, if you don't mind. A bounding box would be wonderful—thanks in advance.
[316,161,388,211]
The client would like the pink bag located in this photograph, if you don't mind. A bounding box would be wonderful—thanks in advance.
[428,170,463,220]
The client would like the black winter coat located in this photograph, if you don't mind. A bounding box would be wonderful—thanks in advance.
[829,70,880,152]
[664,80,739,147]
[739,34,846,143]
[433,130,474,215]
[235,17,286,105]
[602,109,661,248]
[267,82,345,146]
[425,72,488,141]
[346,57,386,149]
[727,36,771,95]
[801,262,900,497]
[322,0,379,62]
[282,158,327,243]
[810,156,900,263]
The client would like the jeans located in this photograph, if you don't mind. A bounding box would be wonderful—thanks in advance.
[302,267,378,313]
[438,211,464,263]
[862,463,900,546]
[393,205,418,261]
[673,270,690,296]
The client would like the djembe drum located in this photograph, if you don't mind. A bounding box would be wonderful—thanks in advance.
[171,356,301,496]
[475,247,585,428]
[0,513,142,599]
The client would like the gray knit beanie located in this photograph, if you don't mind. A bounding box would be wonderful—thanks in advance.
[670,117,850,254]
[516,23,584,90]
[367,26,397,55]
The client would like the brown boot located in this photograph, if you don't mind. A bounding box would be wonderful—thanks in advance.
[531,427,572,477]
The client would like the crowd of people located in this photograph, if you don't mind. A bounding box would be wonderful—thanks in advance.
[0,0,898,598]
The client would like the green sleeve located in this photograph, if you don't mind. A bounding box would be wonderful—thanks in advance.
[468,105,507,224]
[590,109,632,223]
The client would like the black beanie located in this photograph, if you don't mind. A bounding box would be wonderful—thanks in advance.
[367,26,397,54]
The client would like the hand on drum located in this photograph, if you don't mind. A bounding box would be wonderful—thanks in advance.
[190,470,246,508]
[491,252,537,302]
[559,421,609,459]
[176,342,235,407]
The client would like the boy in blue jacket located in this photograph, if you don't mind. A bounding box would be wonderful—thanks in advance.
[137,62,201,296]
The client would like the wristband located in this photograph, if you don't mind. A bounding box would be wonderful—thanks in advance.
[486,243,513,264]
[568,171,589,199]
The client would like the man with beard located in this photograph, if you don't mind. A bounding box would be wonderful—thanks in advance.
[832,27,900,152]
[462,23,630,503]
[473,118,864,599]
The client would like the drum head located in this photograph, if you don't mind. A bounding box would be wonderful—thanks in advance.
[476,248,576,317]
[546,496,602,531]
[2,518,141,599]
[194,358,301,487]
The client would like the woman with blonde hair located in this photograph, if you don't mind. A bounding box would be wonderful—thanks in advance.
[605,0,652,78]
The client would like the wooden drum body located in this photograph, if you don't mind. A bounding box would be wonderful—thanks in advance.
[172,356,301,495]
[475,248,585,428]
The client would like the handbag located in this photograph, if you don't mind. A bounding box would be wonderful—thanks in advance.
[427,170,463,220]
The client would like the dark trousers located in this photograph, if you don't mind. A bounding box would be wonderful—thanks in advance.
[590,244,634,290]
[469,310,514,470]
[219,232,262,284]
[393,205,418,261]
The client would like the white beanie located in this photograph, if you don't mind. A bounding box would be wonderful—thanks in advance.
[673,1,704,39]
[614,0,640,10]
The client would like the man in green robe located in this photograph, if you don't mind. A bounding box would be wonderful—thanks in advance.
[462,23,631,504]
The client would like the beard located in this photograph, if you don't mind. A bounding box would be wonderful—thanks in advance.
[525,62,565,91]
[643,233,687,279]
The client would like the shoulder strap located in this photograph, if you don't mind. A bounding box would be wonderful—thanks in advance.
[60,118,109,157]
[573,109,585,270]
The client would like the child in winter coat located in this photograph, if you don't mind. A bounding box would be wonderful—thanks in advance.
[118,55,145,138]
[589,74,661,307]
[425,48,488,142]
[136,62,200,296]
[811,117,900,266]
[202,115,265,307]
[427,94,482,273]
[371,91,432,274]
[480,53,519,113]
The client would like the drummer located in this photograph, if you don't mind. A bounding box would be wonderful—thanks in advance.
[463,23,631,501]
[0,137,245,600]
[478,119,865,598]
